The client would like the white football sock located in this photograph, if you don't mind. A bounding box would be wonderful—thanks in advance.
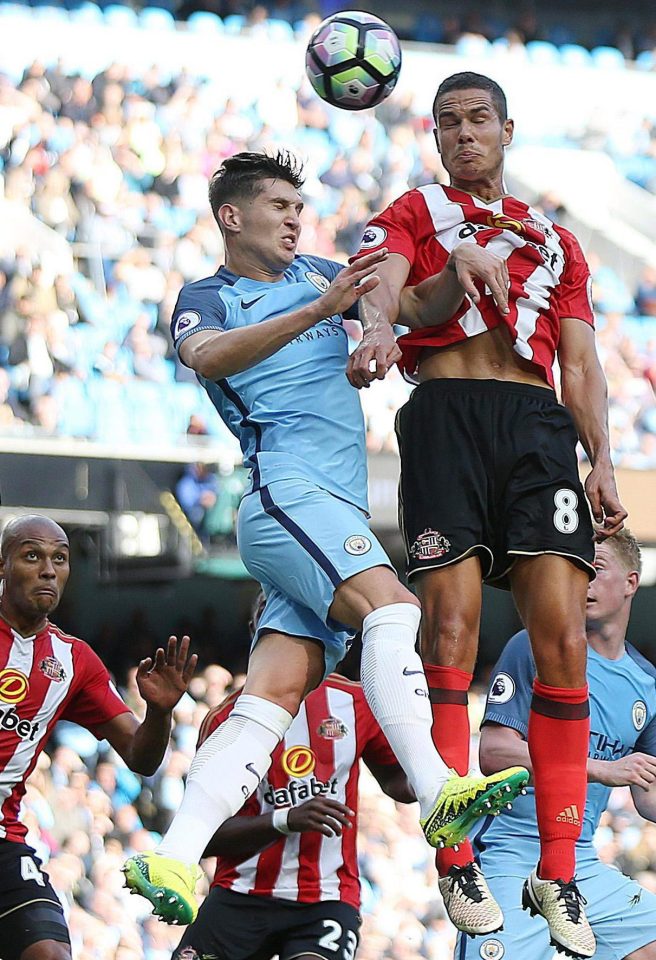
[157,694,293,864]
[361,603,450,818]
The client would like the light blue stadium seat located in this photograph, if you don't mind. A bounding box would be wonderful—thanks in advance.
[103,3,138,27]
[0,2,32,18]
[187,10,223,32]
[267,17,294,41]
[169,381,206,437]
[454,34,491,58]
[591,46,625,69]
[223,13,243,34]
[31,4,69,20]
[66,1,102,23]
[636,50,655,70]
[559,43,592,68]
[54,376,95,438]
[125,380,175,445]
[138,6,175,29]
[87,377,131,445]
[526,40,560,65]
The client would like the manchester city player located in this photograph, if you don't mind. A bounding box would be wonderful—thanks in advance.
[457,529,656,960]
[122,150,528,927]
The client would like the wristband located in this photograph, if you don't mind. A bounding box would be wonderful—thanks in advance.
[272,808,292,835]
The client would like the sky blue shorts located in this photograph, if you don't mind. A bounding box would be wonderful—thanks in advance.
[456,856,656,960]
[237,478,393,676]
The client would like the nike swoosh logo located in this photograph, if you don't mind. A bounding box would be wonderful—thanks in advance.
[403,667,424,676]
[245,762,260,780]
[242,296,265,310]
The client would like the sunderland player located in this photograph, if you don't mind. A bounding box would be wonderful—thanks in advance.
[0,514,197,960]
[172,636,415,960]
[347,72,626,954]
[122,150,528,927]
[458,530,656,960]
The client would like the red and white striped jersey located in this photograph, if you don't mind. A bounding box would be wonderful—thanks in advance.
[198,675,397,909]
[0,617,129,842]
[355,184,594,387]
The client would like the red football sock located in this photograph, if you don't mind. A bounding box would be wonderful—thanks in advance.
[528,680,589,882]
[424,664,475,872]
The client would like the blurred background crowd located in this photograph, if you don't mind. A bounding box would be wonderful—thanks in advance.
[25,666,655,960]
[1,35,656,465]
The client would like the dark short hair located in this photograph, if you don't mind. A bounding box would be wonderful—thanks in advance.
[208,150,305,225]
[433,71,508,123]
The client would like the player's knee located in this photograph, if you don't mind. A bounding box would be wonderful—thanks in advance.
[20,941,71,960]
[420,610,479,665]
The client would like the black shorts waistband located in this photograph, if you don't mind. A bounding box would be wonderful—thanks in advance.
[412,378,557,404]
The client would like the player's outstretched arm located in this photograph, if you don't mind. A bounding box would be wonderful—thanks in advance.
[180,250,387,381]
[346,252,407,389]
[203,797,354,862]
[558,318,627,536]
[95,635,197,776]
[480,723,532,778]
[398,244,510,331]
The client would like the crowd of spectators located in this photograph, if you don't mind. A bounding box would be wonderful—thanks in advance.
[1,50,656,466]
[22,659,653,960]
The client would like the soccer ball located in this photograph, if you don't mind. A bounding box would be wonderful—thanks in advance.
[305,10,402,111]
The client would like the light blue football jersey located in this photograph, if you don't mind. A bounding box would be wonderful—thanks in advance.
[170,256,369,513]
[474,630,656,864]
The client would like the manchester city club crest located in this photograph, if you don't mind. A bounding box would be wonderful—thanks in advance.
[344,535,371,556]
[305,271,330,293]
[480,939,505,960]
[318,716,349,740]
[632,700,647,731]
[409,529,451,561]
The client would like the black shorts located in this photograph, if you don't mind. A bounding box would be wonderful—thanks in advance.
[0,839,70,960]
[173,886,361,960]
[396,379,595,587]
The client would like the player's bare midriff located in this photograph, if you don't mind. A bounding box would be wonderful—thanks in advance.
[417,324,552,390]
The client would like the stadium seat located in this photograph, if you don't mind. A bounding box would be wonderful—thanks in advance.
[636,50,655,70]
[103,3,138,28]
[454,34,491,58]
[31,4,69,20]
[87,377,131,445]
[138,6,174,29]
[526,40,560,65]
[186,10,223,33]
[66,0,102,22]
[591,46,626,69]
[267,17,294,42]
[0,2,32,18]
[559,43,592,68]
[223,13,244,34]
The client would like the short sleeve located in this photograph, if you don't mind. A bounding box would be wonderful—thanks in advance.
[350,192,419,266]
[554,227,595,327]
[170,282,228,355]
[635,716,656,757]
[482,630,537,739]
[63,643,130,733]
